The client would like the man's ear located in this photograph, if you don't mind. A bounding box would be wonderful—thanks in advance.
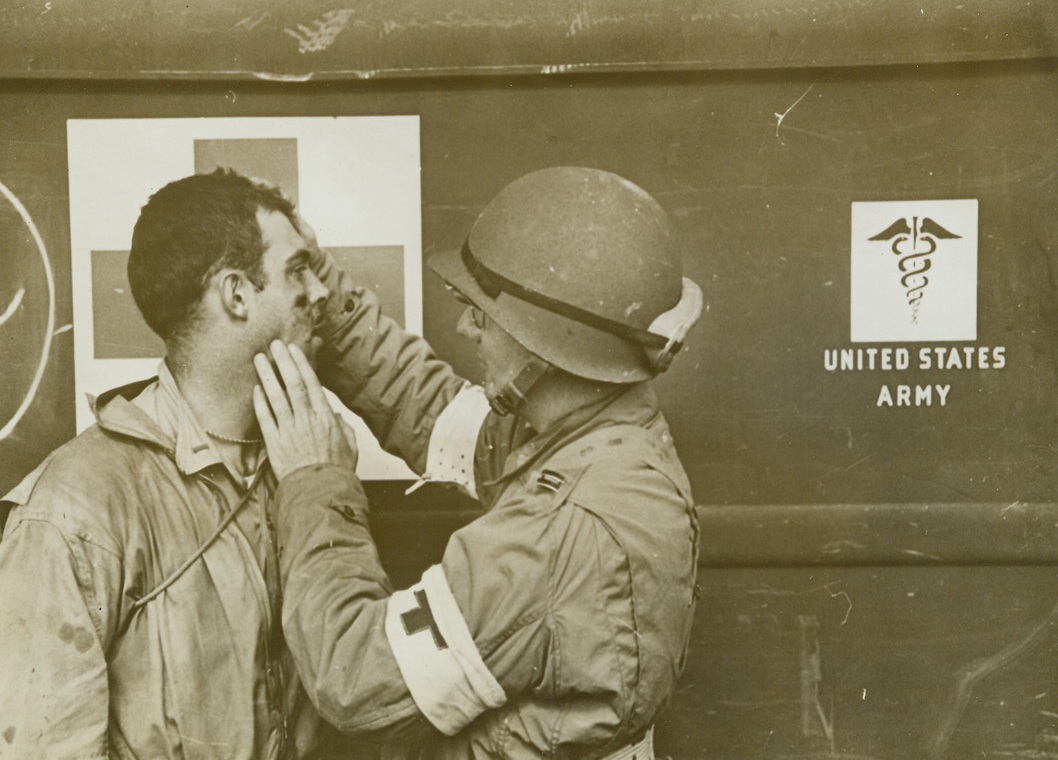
[217,269,250,321]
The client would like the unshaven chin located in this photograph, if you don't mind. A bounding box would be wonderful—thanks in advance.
[305,334,323,367]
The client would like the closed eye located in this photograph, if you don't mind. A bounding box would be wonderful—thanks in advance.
[286,250,313,278]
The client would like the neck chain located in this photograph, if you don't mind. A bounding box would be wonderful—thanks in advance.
[205,428,263,446]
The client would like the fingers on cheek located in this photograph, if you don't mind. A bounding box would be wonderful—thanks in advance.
[252,386,270,422]
[254,360,286,408]
[253,353,272,379]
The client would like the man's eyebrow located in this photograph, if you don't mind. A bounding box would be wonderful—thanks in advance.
[285,249,312,269]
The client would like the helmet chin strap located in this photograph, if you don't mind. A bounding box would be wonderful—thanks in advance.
[489,356,551,416]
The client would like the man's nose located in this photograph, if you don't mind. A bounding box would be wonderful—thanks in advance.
[456,306,482,341]
[306,269,330,306]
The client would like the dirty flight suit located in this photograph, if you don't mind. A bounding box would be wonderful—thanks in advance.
[0,364,319,760]
[273,284,699,758]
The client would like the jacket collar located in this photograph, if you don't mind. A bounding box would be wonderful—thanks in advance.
[90,377,170,448]
[487,381,661,487]
[91,362,229,477]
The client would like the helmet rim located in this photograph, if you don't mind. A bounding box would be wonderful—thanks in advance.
[428,247,656,383]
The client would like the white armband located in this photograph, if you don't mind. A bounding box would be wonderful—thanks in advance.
[384,564,506,735]
[405,384,490,500]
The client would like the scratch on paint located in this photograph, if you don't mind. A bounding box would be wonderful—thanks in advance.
[902,548,943,561]
[0,288,24,327]
[929,599,1058,759]
[774,84,815,145]
[54,324,72,336]
[989,730,1058,758]
[824,581,852,625]
[799,616,836,750]
[821,539,867,556]
[542,63,587,74]
[285,9,355,54]
[235,11,270,31]
[252,71,315,83]
[568,9,591,36]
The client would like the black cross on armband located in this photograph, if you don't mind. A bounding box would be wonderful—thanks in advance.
[401,589,448,650]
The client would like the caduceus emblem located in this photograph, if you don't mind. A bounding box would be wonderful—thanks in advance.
[868,216,960,322]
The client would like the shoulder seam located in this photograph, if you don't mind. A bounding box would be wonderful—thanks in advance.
[10,514,123,558]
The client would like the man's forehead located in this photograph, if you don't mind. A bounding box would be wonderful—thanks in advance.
[257,207,304,251]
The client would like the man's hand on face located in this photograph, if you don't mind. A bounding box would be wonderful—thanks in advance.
[253,341,359,480]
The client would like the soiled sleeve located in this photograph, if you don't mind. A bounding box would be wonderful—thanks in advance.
[0,512,118,760]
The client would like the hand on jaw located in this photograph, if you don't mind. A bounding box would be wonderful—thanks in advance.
[253,340,359,480]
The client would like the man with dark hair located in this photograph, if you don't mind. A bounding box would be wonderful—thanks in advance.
[254,167,703,759]
[127,169,281,343]
[0,168,331,759]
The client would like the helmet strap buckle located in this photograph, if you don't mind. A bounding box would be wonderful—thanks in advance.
[644,277,704,373]
[489,356,551,416]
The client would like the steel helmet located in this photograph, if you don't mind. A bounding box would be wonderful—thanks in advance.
[429,166,702,388]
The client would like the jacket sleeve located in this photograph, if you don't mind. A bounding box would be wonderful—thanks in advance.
[274,463,423,738]
[274,464,550,741]
[0,513,115,760]
[315,272,467,475]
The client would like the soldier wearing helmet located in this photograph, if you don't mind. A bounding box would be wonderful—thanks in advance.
[253,167,704,759]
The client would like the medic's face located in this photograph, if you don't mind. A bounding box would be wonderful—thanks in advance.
[454,297,534,401]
